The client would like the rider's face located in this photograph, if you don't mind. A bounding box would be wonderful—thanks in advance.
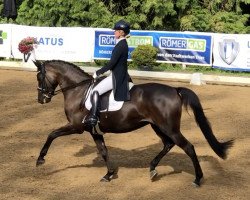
[114,30,124,39]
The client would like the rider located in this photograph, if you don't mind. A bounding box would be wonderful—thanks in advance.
[83,19,131,127]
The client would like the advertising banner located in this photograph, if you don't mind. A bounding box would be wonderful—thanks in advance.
[11,25,94,62]
[213,33,250,71]
[2,24,249,72]
[0,24,12,58]
[94,30,212,66]
[156,32,212,65]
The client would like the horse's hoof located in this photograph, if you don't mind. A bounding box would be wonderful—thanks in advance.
[192,177,203,187]
[36,158,45,166]
[110,173,118,180]
[150,169,158,180]
[100,177,110,182]
[192,181,200,187]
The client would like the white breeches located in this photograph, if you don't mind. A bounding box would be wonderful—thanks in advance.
[92,73,113,95]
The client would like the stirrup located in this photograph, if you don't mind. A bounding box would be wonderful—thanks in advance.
[83,115,98,127]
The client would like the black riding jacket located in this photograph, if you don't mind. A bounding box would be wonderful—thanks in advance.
[96,39,131,101]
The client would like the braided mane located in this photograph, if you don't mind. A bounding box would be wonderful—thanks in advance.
[44,60,91,77]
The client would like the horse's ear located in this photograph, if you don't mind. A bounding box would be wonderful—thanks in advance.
[33,60,43,71]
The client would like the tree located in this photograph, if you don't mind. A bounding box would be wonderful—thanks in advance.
[0,0,249,33]
[179,0,250,33]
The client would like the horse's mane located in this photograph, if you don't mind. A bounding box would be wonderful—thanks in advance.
[44,60,91,77]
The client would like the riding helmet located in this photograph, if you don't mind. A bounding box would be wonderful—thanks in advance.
[113,20,130,35]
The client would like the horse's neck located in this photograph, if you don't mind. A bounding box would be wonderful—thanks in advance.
[47,61,90,101]
[51,66,88,88]
[60,74,85,88]
[59,71,90,99]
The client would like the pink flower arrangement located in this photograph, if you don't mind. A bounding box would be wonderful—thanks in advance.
[18,37,38,54]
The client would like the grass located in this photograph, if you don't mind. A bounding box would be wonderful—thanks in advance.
[133,63,250,77]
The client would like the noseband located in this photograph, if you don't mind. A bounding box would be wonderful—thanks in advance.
[37,63,93,98]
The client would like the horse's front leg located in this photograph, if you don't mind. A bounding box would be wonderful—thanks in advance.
[91,134,118,182]
[36,124,82,166]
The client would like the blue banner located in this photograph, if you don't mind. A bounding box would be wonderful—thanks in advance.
[94,30,212,66]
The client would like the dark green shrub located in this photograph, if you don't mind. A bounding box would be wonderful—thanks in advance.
[131,45,158,71]
[128,61,137,70]
[94,59,109,66]
[157,63,183,71]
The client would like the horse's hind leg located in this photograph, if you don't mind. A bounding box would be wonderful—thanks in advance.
[91,134,118,182]
[170,131,203,186]
[150,124,174,180]
[36,124,82,166]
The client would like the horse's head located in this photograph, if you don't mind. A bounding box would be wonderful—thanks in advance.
[34,60,58,104]
[33,60,93,104]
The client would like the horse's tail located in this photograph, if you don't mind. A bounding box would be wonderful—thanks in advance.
[176,87,234,159]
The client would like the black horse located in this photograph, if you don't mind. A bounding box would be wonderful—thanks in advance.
[34,60,233,186]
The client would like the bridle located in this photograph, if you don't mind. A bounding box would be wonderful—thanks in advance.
[37,63,93,99]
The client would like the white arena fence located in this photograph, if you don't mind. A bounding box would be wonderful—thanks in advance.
[0,24,249,71]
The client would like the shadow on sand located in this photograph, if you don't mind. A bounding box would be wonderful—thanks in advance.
[44,142,235,184]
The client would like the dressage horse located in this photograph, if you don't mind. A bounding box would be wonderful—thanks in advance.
[34,60,233,186]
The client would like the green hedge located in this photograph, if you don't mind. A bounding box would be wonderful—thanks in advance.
[130,45,158,71]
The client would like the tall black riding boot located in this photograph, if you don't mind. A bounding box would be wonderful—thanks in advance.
[84,91,100,127]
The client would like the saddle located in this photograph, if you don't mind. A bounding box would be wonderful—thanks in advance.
[84,82,134,112]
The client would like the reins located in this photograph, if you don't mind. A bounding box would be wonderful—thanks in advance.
[37,61,94,99]
[52,78,93,96]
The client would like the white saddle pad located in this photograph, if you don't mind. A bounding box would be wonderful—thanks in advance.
[85,82,134,112]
